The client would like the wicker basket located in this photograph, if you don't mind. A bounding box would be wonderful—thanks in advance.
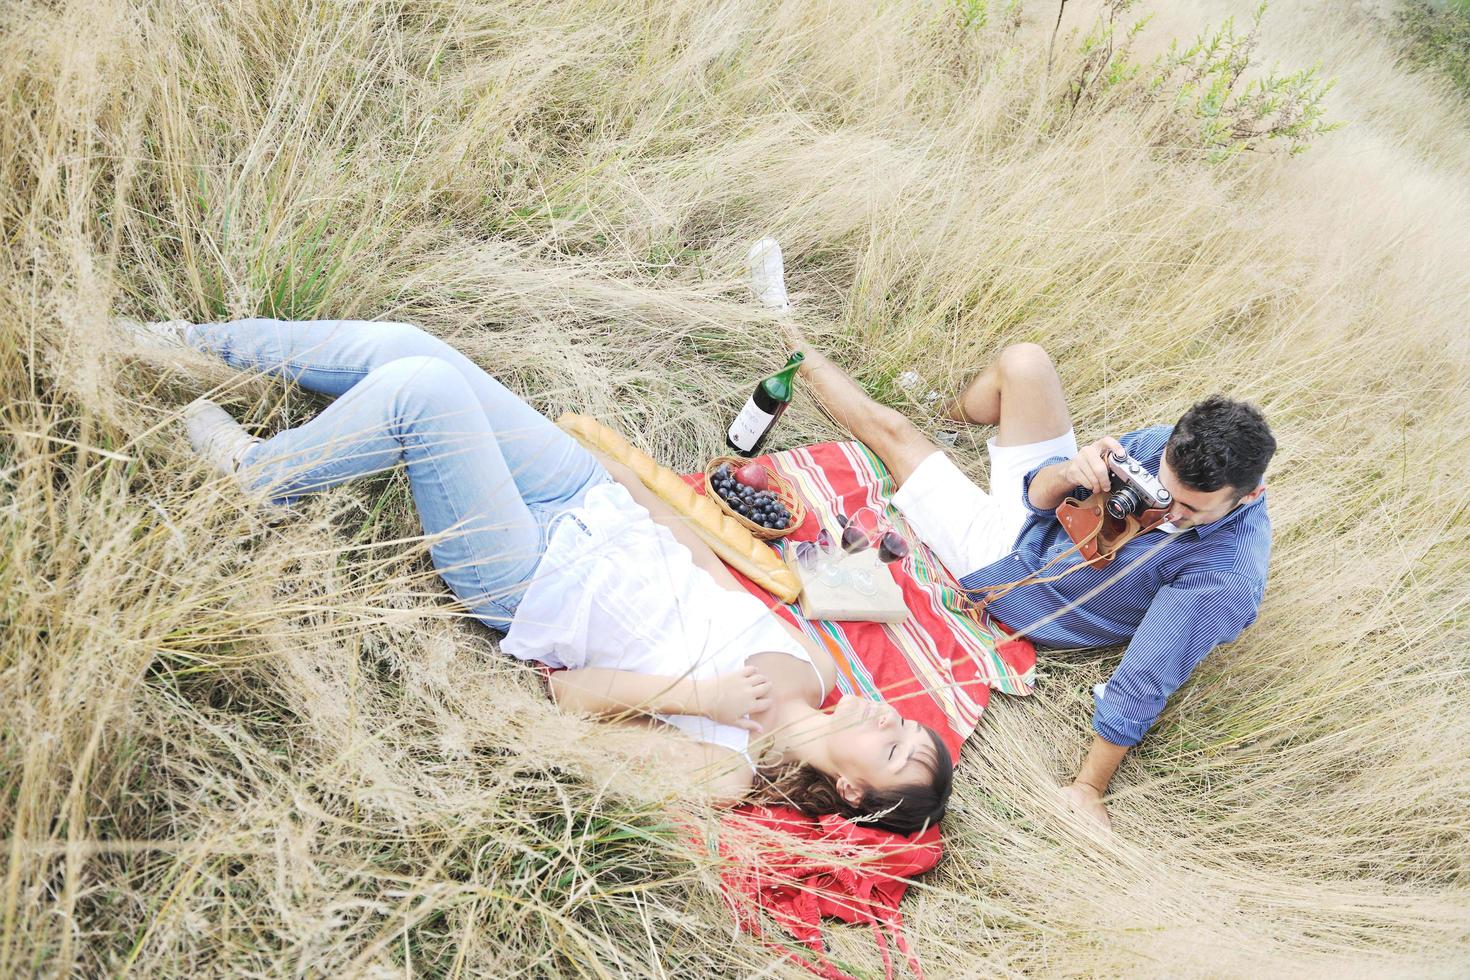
[703,455,807,541]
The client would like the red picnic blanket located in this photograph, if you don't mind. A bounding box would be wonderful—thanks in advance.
[680,441,1036,979]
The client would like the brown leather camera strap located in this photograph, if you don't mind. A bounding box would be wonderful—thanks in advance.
[949,500,1169,619]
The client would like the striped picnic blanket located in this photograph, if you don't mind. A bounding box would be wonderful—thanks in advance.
[687,440,1035,757]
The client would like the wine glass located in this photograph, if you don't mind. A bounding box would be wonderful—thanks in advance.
[796,509,913,596]
[836,507,879,555]
[877,529,910,565]
[797,528,847,587]
[829,508,880,593]
[838,507,913,568]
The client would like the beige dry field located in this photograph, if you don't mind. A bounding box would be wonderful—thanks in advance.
[3,0,1469,976]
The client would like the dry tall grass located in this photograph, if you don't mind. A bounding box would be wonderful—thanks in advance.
[3,0,1468,975]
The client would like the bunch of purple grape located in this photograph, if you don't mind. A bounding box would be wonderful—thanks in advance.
[712,464,792,530]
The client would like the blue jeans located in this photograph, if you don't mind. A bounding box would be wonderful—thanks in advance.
[188,318,609,629]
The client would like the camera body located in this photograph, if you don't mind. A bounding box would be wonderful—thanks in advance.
[1055,451,1174,568]
[1103,451,1172,519]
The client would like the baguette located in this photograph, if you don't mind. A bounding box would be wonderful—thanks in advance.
[556,413,801,602]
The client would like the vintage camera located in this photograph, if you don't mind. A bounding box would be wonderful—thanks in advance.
[1103,452,1172,520]
[1054,450,1174,569]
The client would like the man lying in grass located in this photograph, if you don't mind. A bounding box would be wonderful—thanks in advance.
[753,244,1274,830]
[130,316,952,833]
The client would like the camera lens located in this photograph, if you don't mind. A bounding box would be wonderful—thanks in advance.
[1106,486,1141,520]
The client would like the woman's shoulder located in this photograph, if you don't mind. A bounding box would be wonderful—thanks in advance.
[698,746,758,805]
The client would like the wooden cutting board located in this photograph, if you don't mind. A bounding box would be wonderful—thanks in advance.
[786,549,910,623]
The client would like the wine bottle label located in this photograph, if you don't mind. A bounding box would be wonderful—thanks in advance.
[728,397,776,452]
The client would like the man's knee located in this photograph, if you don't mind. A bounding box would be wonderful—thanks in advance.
[995,343,1058,388]
[988,342,1071,444]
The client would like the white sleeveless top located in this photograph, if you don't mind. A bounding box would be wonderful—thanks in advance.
[501,481,822,765]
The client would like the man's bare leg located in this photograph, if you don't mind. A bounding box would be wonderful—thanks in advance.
[795,345,939,487]
[941,342,1073,447]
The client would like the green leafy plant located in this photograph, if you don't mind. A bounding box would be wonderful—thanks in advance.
[1394,0,1470,102]
[1055,0,1341,161]
[951,0,1022,33]
[1157,2,1342,161]
[1061,0,1152,116]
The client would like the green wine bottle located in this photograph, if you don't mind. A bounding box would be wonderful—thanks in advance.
[727,352,804,456]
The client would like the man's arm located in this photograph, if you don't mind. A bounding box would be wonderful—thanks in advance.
[1026,435,1128,511]
[1062,570,1263,828]
[1060,738,1129,829]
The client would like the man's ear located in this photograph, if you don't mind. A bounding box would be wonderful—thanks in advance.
[835,775,864,808]
[1238,483,1267,506]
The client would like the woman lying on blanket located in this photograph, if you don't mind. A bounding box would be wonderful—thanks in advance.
[145,317,953,833]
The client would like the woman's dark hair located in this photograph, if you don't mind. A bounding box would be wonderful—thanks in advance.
[751,723,954,835]
[1165,394,1276,496]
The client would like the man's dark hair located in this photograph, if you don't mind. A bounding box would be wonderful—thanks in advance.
[1164,395,1276,496]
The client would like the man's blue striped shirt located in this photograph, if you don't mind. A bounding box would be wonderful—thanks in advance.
[957,425,1272,746]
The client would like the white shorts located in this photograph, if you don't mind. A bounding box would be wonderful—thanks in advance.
[890,430,1078,579]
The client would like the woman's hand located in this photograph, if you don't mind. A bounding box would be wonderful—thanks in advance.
[693,666,774,732]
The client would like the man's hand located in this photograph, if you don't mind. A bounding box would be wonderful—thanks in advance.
[1025,435,1127,511]
[1058,781,1112,830]
[1057,435,1127,496]
[1061,735,1128,830]
[693,666,773,732]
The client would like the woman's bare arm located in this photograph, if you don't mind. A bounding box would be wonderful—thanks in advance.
[548,665,772,731]
[624,731,756,806]
[548,668,698,718]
